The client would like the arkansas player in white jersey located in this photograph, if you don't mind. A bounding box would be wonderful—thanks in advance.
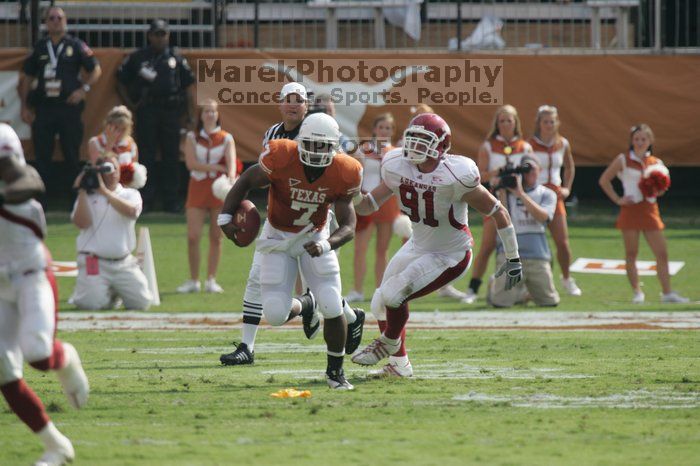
[0,123,89,466]
[351,114,523,376]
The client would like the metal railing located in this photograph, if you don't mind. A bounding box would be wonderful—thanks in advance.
[0,0,697,51]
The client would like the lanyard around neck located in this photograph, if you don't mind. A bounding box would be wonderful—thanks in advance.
[47,39,64,69]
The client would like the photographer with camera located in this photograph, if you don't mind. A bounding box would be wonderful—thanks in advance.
[70,155,152,310]
[487,155,560,308]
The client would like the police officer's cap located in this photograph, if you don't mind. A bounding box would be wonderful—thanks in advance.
[149,19,169,33]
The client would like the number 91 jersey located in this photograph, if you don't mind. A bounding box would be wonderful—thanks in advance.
[260,139,363,233]
[381,149,480,254]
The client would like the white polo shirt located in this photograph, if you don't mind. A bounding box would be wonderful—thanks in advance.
[72,185,143,259]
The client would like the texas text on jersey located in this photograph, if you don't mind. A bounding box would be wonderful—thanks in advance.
[259,139,362,233]
[380,148,481,254]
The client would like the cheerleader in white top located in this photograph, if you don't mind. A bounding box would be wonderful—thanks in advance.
[346,113,401,303]
[529,105,581,296]
[599,124,688,304]
[177,100,238,294]
[463,105,533,303]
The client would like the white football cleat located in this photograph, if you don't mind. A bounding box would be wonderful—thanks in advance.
[56,343,89,410]
[661,291,689,304]
[561,277,582,296]
[204,278,224,294]
[461,288,478,304]
[437,284,468,300]
[35,423,74,466]
[177,280,201,293]
[352,336,401,366]
[632,291,645,304]
[344,290,365,303]
[368,358,413,378]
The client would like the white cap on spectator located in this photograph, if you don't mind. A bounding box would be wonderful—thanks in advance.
[280,82,308,102]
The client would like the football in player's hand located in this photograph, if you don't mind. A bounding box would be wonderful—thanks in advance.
[232,200,261,247]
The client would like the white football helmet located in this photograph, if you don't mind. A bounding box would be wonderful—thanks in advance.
[297,113,341,168]
[0,123,26,165]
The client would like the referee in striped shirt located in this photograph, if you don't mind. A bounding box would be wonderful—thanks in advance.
[261,82,308,147]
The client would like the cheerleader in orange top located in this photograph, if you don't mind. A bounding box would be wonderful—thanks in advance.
[463,105,533,304]
[87,106,138,164]
[599,124,688,304]
[346,113,400,303]
[529,105,581,296]
[177,99,238,294]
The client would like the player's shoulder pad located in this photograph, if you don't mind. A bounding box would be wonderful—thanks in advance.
[335,153,363,184]
[260,139,296,172]
[443,154,481,189]
[380,147,403,173]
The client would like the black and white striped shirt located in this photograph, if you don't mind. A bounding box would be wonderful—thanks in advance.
[261,121,302,148]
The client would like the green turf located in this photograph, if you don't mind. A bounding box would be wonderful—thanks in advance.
[1,330,698,465]
[44,202,699,312]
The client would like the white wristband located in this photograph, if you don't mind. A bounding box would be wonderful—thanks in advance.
[319,240,332,254]
[497,225,519,260]
[217,213,233,226]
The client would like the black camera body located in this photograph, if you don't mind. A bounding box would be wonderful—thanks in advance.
[494,162,531,191]
[80,164,113,194]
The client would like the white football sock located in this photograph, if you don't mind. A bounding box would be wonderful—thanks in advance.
[241,324,258,352]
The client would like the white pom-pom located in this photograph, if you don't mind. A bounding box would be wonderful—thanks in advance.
[212,174,235,201]
[392,214,413,239]
[130,163,147,189]
[643,162,669,179]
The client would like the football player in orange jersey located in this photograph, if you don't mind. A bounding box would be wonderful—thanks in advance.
[220,113,363,390]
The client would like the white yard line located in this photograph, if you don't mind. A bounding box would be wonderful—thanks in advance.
[57,311,700,331]
[453,389,700,409]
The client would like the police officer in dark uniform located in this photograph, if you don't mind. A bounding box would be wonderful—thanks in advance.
[116,19,195,213]
[20,6,101,202]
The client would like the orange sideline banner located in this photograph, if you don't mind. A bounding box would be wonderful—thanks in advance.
[1,49,699,166]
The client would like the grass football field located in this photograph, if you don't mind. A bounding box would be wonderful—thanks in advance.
[1,203,699,465]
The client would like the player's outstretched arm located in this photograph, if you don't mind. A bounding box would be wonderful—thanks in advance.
[354,181,393,216]
[219,163,268,241]
[463,185,523,290]
[0,157,45,205]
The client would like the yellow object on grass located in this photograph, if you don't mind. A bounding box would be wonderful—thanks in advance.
[270,388,312,398]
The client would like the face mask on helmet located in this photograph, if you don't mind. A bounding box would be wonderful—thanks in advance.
[298,137,338,168]
[403,126,444,164]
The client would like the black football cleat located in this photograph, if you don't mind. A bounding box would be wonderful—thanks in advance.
[326,368,354,390]
[345,308,365,355]
[299,289,320,340]
[220,342,254,366]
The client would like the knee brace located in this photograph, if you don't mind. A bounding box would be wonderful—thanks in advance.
[370,288,386,321]
[315,285,343,320]
[262,293,293,327]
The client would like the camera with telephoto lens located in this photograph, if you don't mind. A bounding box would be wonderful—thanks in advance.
[494,162,532,191]
[79,162,115,194]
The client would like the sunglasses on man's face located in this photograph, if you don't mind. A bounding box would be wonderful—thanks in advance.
[48,15,64,21]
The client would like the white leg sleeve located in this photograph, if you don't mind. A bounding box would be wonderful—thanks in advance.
[259,251,298,326]
[0,298,22,384]
[17,272,55,363]
[299,250,343,320]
